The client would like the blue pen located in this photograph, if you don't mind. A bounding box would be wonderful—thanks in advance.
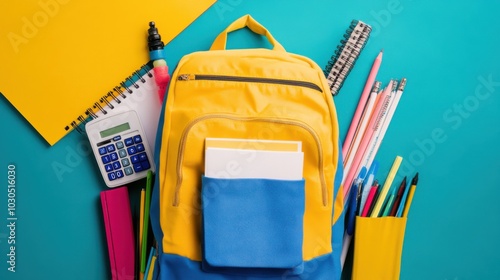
[341,169,367,268]
[346,168,367,235]
[359,161,379,215]
[346,181,358,236]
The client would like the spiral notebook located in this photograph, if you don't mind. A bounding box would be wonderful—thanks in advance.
[0,0,216,146]
[85,64,162,153]
[324,20,372,96]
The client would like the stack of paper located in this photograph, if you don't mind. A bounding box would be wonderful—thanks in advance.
[204,138,303,180]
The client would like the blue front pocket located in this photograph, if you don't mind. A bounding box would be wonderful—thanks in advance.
[201,176,305,269]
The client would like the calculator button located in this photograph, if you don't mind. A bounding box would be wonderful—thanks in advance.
[133,135,142,144]
[127,146,137,155]
[125,137,134,146]
[104,164,113,172]
[110,152,118,161]
[115,170,124,178]
[133,163,144,173]
[98,147,107,155]
[113,136,121,141]
[101,155,111,164]
[106,144,116,152]
[118,149,127,158]
[116,141,124,149]
[139,152,148,162]
[136,143,145,152]
[112,161,121,170]
[108,172,117,181]
[121,158,130,167]
[124,167,133,176]
[141,161,150,170]
[130,155,140,164]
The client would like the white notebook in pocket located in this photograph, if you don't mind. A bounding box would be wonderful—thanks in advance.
[204,138,304,180]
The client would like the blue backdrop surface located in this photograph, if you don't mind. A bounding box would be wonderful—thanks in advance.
[1,1,499,279]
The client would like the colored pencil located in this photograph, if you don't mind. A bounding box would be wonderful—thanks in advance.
[370,156,402,217]
[342,50,383,160]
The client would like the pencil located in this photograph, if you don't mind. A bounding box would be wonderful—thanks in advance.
[389,176,406,216]
[343,82,380,176]
[342,81,394,198]
[141,171,153,274]
[342,50,383,160]
[382,191,396,217]
[360,78,407,172]
[370,155,402,217]
[396,175,412,217]
[139,188,145,279]
[403,173,419,217]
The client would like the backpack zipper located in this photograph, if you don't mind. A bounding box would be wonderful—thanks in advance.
[172,114,328,207]
[177,74,323,93]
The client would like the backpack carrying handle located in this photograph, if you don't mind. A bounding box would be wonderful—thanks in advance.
[210,15,286,52]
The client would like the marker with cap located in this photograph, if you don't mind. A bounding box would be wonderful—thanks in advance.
[147,21,170,103]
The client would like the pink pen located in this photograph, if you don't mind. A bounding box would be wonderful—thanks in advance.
[361,183,379,217]
[342,50,383,161]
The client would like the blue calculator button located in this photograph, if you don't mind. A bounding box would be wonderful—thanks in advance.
[113,136,121,141]
[108,172,117,181]
[98,147,107,155]
[106,144,115,152]
[115,170,124,178]
[133,163,144,173]
[125,138,134,146]
[118,149,127,158]
[112,161,121,170]
[141,161,150,170]
[110,152,118,161]
[116,141,124,149]
[101,155,111,164]
[124,167,133,176]
[139,152,148,162]
[104,164,113,172]
[121,158,130,167]
[130,155,140,164]
[133,135,142,144]
[136,143,145,152]
[127,146,137,155]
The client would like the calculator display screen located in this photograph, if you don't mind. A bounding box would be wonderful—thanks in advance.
[100,122,130,138]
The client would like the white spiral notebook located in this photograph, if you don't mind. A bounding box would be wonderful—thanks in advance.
[86,66,162,153]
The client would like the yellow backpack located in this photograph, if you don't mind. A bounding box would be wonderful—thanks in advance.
[151,15,344,279]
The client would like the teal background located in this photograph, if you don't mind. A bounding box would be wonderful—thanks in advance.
[1,0,499,279]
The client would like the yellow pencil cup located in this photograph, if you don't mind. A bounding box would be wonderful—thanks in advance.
[352,216,407,280]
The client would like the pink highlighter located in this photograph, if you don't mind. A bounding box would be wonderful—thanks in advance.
[147,21,170,103]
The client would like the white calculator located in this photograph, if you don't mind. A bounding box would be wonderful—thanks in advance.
[85,110,156,188]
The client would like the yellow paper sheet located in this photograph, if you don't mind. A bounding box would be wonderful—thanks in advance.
[0,0,216,145]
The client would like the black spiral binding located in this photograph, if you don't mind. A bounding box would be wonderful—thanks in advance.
[64,63,153,133]
[324,20,372,96]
